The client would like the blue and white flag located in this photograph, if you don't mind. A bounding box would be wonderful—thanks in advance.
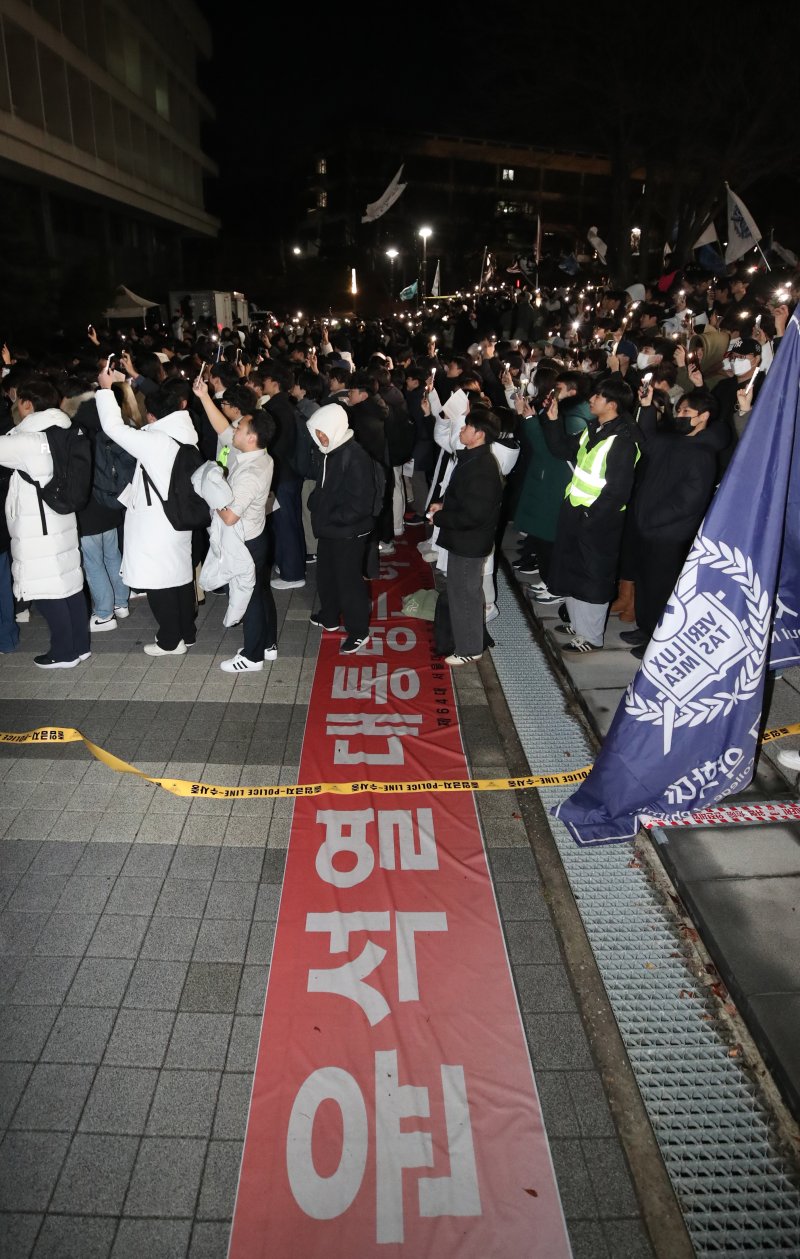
[399,279,418,302]
[725,183,761,263]
[555,312,800,846]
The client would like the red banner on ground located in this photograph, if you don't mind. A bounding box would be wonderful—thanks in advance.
[229,539,570,1258]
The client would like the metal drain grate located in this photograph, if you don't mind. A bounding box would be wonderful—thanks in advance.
[489,571,800,1255]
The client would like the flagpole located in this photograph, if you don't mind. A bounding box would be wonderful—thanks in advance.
[756,243,772,273]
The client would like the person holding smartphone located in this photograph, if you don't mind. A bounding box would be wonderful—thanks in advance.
[542,378,640,654]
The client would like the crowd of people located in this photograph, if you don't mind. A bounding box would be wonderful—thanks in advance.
[0,258,796,670]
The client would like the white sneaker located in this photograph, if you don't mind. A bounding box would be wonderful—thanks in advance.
[270,577,305,590]
[777,750,800,771]
[378,542,396,555]
[129,591,148,599]
[114,605,130,619]
[484,603,499,624]
[420,549,438,562]
[143,640,187,656]
[264,645,277,661]
[15,608,30,624]
[90,614,117,633]
[445,653,482,666]
[220,652,263,673]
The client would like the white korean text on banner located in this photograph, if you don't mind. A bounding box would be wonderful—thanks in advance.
[228,539,571,1257]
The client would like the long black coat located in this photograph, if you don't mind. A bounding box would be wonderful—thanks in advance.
[434,443,504,558]
[546,413,640,603]
[633,406,728,541]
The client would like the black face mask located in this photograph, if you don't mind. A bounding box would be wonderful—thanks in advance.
[672,416,694,436]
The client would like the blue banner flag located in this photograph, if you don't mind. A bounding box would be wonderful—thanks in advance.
[399,279,418,302]
[555,314,800,846]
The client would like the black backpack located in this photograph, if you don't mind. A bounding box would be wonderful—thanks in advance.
[19,425,92,534]
[92,430,138,509]
[141,439,210,531]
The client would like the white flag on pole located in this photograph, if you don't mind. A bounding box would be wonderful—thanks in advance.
[725,184,761,263]
[431,260,441,297]
[361,166,407,223]
[694,220,719,248]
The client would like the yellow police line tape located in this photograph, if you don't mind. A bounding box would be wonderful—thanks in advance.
[2,722,800,800]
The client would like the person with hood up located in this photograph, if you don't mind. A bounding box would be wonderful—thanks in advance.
[0,374,88,667]
[96,370,200,656]
[306,403,382,654]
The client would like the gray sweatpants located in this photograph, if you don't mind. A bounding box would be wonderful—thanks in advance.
[565,597,608,647]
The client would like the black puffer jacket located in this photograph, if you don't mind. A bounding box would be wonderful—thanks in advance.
[308,437,379,539]
[434,443,504,558]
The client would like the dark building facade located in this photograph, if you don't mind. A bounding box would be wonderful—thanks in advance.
[0,0,218,334]
[297,130,644,297]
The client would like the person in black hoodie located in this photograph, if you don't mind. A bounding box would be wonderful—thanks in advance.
[62,378,131,634]
[0,400,18,653]
[428,407,504,665]
[306,403,382,654]
[623,385,727,658]
[261,362,306,590]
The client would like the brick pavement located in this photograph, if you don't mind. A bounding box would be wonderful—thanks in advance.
[0,584,656,1258]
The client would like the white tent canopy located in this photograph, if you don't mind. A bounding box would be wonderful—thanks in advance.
[103,285,159,320]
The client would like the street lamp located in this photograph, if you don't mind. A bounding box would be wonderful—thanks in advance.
[385,247,399,296]
[418,226,432,299]
[292,246,301,256]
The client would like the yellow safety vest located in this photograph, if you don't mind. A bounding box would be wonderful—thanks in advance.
[565,429,638,509]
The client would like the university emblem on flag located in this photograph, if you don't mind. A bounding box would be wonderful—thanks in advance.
[624,535,770,753]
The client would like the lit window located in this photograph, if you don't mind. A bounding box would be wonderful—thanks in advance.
[317,190,327,209]
[317,158,327,175]
[502,168,514,182]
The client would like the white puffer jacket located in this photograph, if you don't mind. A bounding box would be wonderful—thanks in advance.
[0,410,83,601]
[96,389,198,591]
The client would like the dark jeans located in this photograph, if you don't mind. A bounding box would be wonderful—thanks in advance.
[634,535,692,640]
[36,590,90,662]
[147,582,196,650]
[0,551,19,653]
[242,528,278,663]
[272,477,306,581]
[529,536,553,585]
[446,552,485,656]
[317,535,370,639]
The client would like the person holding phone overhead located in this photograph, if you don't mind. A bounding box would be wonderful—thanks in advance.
[542,378,640,654]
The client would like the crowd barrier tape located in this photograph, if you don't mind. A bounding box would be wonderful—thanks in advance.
[2,722,800,803]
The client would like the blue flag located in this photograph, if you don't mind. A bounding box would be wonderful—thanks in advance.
[555,314,800,846]
[399,280,418,302]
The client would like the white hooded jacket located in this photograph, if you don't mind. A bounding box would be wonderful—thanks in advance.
[0,409,84,601]
[191,461,255,626]
[96,388,198,590]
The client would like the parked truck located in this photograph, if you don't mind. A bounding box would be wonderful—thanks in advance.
[168,290,249,332]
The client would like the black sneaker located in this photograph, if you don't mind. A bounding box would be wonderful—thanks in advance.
[619,629,646,645]
[341,634,370,654]
[310,612,341,631]
[34,654,80,669]
[513,561,539,575]
[306,553,317,564]
[558,602,571,624]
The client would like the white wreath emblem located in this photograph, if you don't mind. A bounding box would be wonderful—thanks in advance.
[624,537,770,729]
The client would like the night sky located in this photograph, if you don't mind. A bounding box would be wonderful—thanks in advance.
[194,4,800,252]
